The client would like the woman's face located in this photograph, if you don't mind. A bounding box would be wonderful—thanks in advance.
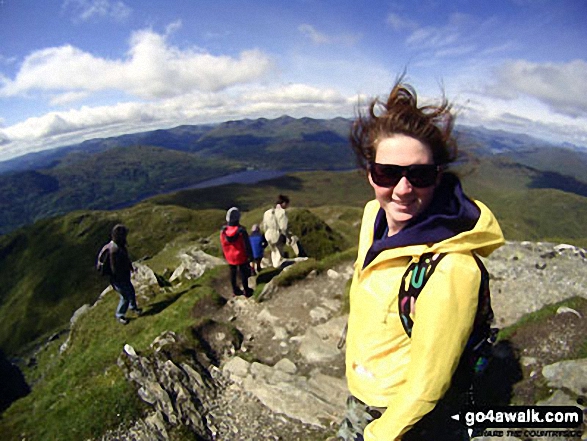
[368,134,439,235]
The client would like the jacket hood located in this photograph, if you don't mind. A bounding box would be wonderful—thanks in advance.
[226,207,241,226]
[362,173,504,268]
[111,224,128,246]
[222,225,243,243]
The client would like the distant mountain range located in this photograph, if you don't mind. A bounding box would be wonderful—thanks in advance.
[0,115,586,235]
[0,115,352,174]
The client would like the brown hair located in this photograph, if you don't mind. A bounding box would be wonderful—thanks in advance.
[276,194,290,205]
[350,79,458,170]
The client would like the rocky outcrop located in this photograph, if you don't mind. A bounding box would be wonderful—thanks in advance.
[170,248,224,283]
[486,241,587,327]
[108,331,334,441]
[117,331,218,439]
[542,359,587,398]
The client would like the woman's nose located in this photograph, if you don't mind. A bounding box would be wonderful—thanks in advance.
[394,176,413,194]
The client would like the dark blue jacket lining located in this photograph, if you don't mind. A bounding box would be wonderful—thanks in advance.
[363,173,480,268]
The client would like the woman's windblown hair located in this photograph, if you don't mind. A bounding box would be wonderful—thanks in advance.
[350,78,458,170]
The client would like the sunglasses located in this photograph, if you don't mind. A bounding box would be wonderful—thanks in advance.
[369,163,441,188]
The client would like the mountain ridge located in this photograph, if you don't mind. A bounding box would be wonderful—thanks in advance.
[1,116,586,236]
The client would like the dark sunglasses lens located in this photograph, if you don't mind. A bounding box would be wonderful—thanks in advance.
[371,164,402,187]
[407,166,438,187]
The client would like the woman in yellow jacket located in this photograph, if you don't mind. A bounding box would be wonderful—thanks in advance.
[339,80,505,441]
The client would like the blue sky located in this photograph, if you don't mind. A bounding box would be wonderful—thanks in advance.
[0,0,586,161]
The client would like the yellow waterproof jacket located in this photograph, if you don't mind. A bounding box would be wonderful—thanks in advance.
[346,198,504,441]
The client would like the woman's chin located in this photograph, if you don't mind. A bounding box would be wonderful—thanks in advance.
[383,208,417,232]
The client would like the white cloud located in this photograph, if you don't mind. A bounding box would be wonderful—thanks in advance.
[0,28,275,101]
[50,91,92,106]
[458,92,587,147]
[165,20,183,36]
[406,22,460,49]
[434,45,476,58]
[63,0,132,23]
[298,24,361,46]
[489,59,587,117]
[397,13,501,61]
[386,13,418,32]
[0,85,355,161]
[0,55,17,67]
[299,24,329,44]
[243,84,348,105]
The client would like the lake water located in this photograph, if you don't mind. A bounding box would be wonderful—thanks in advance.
[110,169,287,209]
[188,169,285,189]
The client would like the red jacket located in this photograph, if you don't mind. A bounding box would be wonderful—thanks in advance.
[220,225,252,265]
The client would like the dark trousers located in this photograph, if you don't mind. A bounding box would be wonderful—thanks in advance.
[230,263,252,296]
[111,279,138,318]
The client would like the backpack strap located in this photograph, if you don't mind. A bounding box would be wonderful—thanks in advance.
[398,252,447,337]
[467,254,498,371]
[398,252,498,370]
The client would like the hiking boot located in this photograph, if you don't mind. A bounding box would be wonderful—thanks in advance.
[118,317,129,325]
[233,289,244,296]
[244,288,254,298]
[130,308,143,316]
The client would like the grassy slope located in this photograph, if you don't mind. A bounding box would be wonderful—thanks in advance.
[0,145,236,235]
[460,157,587,247]
[0,266,225,441]
[502,146,587,182]
[149,170,373,212]
[151,162,587,248]
[0,204,226,355]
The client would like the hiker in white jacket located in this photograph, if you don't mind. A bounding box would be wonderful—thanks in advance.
[262,194,301,268]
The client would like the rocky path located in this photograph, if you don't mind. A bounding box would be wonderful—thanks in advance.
[210,261,354,437]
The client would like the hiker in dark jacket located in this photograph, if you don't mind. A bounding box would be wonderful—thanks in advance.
[109,224,142,324]
[220,207,254,297]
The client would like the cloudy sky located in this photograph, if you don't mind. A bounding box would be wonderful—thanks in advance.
[1,0,586,162]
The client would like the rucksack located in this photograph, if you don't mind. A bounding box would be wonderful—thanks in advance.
[262,208,282,244]
[96,242,113,277]
[398,252,498,404]
[220,226,249,266]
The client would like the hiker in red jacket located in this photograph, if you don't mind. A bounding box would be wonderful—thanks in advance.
[220,207,254,297]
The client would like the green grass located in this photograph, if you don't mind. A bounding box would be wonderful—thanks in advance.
[149,170,373,213]
[270,247,357,288]
[0,237,356,441]
[0,271,220,441]
[460,158,587,248]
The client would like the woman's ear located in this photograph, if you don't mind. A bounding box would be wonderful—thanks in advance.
[367,170,377,190]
